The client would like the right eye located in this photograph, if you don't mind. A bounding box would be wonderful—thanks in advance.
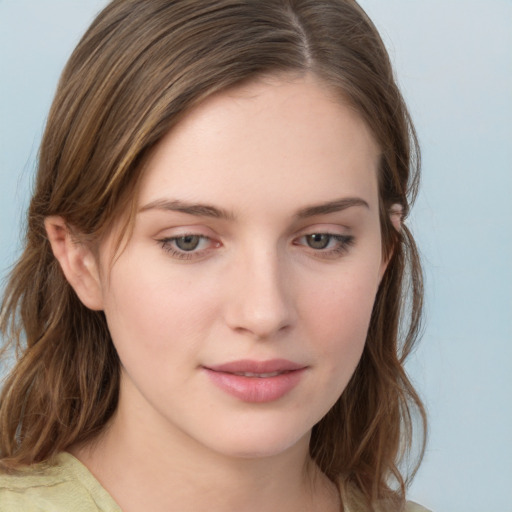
[158,234,219,260]
[173,235,203,251]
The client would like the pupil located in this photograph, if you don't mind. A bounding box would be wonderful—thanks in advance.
[307,234,330,249]
[176,235,200,251]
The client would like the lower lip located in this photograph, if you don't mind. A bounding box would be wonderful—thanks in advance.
[204,368,306,403]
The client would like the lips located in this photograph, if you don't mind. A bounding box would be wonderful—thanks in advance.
[229,371,283,378]
[206,359,305,375]
[203,359,307,403]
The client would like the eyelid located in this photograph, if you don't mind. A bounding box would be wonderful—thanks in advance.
[294,233,354,247]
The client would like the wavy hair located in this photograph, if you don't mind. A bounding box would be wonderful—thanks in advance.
[0,1,425,509]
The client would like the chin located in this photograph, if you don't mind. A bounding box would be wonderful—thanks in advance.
[201,421,312,461]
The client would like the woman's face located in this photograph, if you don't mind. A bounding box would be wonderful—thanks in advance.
[95,74,385,458]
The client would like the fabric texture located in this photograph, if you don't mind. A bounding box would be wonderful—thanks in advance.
[0,452,430,512]
[0,453,121,512]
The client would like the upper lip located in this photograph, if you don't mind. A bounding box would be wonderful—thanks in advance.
[204,359,306,374]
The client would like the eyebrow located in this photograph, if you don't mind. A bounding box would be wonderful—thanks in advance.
[139,199,234,220]
[296,197,369,218]
[139,197,369,220]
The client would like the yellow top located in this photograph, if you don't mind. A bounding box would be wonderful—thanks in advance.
[0,452,430,512]
[0,453,121,512]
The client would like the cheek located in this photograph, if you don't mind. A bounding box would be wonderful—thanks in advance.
[291,264,381,418]
[299,265,380,362]
[102,259,220,357]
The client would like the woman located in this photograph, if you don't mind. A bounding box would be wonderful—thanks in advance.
[0,1,428,510]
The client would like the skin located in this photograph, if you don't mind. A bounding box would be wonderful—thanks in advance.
[46,73,392,512]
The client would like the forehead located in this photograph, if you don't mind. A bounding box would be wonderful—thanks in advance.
[138,73,380,215]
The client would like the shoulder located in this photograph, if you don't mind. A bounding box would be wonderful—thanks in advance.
[405,501,432,512]
[339,480,431,512]
[0,452,121,512]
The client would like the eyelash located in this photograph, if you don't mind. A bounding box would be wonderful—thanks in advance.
[157,233,355,261]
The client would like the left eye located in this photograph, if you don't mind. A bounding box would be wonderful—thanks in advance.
[304,233,333,250]
[296,233,354,254]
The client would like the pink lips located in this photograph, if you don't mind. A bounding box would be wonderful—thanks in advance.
[203,359,306,403]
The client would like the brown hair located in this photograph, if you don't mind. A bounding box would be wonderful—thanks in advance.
[0,0,425,509]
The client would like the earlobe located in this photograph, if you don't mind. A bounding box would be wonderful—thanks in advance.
[45,216,104,311]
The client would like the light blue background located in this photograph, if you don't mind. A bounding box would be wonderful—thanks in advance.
[1,1,511,510]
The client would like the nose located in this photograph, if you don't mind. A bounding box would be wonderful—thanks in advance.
[223,246,295,340]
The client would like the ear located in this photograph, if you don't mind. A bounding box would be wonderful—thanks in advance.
[45,216,104,311]
[378,203,404,281]
[389,203,403,232]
